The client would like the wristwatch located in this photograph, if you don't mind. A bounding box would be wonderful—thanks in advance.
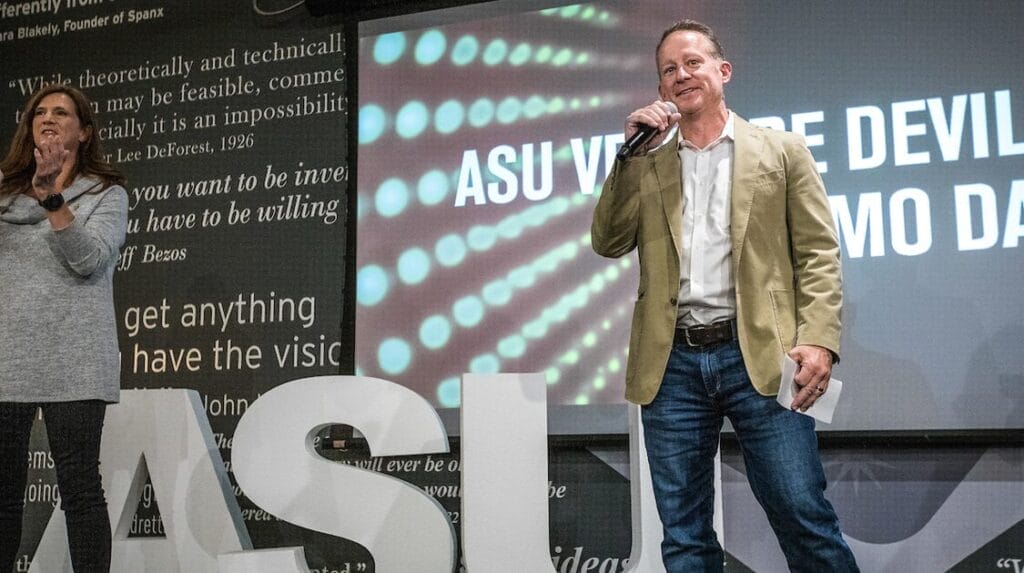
[38,192,64,211]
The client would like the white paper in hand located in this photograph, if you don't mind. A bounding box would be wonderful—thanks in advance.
[776,355,843,423]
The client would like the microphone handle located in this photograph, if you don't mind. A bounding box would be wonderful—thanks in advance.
[617,124,658,161]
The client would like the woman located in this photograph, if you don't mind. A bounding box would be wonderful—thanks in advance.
[0,85,128,572]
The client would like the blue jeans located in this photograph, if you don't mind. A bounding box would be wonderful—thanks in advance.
[642,340,858,572]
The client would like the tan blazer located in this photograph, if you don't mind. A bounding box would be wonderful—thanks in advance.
[592,116,842,405]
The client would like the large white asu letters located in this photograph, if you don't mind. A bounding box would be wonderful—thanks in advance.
[27,378,721,570]
[225,376,456,573]
[460,374,722,571]
[460,373,557,572]
[30,390,250,573]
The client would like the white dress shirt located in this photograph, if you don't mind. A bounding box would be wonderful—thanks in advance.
[676,112,736,327]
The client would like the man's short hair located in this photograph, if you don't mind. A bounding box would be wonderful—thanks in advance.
[656,19,725,61]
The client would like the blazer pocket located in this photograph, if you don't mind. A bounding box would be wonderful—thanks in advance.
[769,289,797,351]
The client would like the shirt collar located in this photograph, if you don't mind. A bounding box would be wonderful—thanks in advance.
[678,110,734,151]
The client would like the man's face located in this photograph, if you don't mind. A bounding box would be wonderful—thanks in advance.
[656,30,732,117]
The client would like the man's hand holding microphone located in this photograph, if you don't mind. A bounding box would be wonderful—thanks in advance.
[617,100,681,160]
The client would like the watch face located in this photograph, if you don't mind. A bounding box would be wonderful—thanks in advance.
[40,193,64,211]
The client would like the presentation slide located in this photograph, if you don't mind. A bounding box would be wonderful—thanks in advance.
[356,0,1023,432]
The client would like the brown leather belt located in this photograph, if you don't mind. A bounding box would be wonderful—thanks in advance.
[675,319,737,347]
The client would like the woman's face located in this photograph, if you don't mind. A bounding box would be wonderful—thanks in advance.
[32,92,91,153]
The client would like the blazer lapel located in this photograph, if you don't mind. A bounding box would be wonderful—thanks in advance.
[731,117,762,268]
[653,140,683,261]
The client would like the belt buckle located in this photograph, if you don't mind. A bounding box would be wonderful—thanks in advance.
[684,326,700,346]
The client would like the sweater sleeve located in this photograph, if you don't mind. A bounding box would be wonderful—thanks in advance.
[53,185,129,277]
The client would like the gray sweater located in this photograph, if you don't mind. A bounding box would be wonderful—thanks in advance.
[0,176,127,403]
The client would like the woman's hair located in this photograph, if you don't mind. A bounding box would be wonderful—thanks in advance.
[0,84,125,195]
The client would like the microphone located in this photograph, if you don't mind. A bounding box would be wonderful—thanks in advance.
[616,101,678,161]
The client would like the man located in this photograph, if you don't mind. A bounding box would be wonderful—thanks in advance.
[591,20,859,572]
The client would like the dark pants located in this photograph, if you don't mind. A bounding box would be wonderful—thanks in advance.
[0,401,111,573]
[642,340,859,572]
